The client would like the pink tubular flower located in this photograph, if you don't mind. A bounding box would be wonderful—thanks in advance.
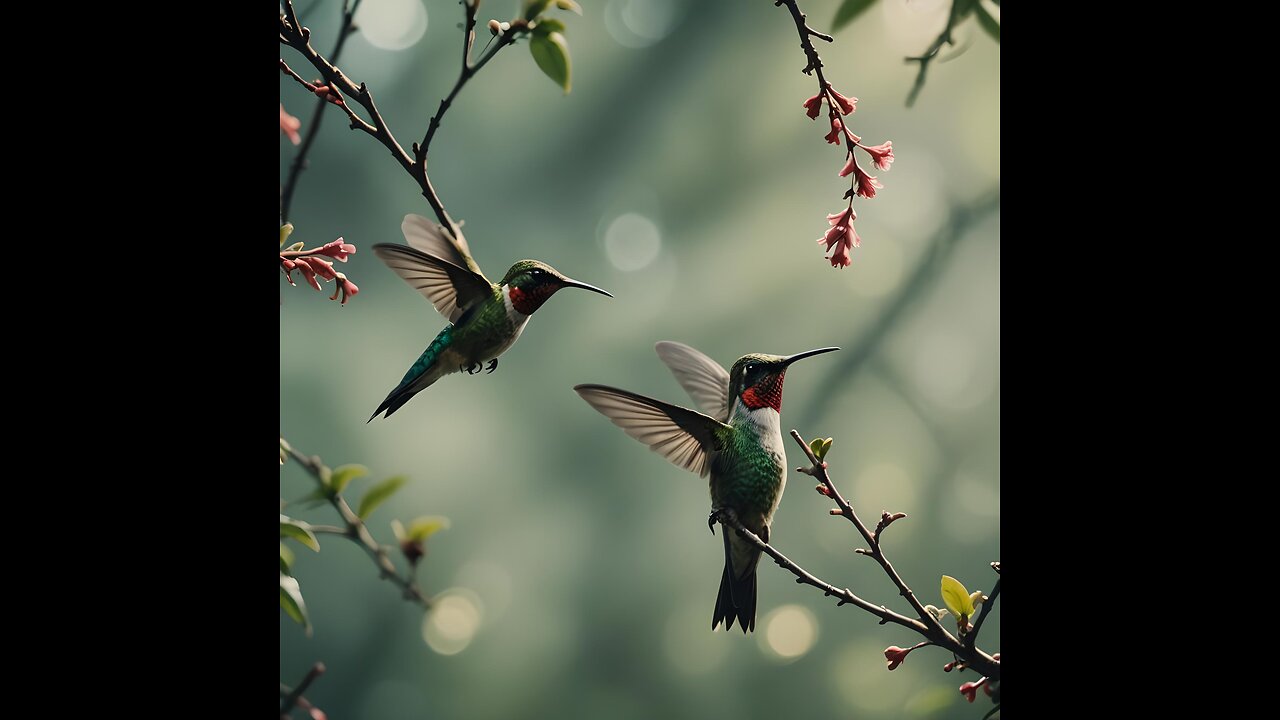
[330,273,359,305]
[280,104,301,145]
[824,117,845,145]
[312,238,357,262]
[851,164,883,199]
[859,140,894,171]
[818,207,860,268]
[803,92,823,120]
[959,678,987,703]
[280,235,360,304]
[884,646,912,671]
[828,86,857,115]
[838,153,859,178]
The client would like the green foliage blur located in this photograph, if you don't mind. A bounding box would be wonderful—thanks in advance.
[280,0,999,717]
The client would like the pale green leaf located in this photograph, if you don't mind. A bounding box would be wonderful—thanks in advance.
[280,223,294,247]
[941,575,975,618]
[280,573,311,634]
[407,515,451,543]
[530,32,572,93]
[280,514,320,552]
[329,464,368,494]
[358,476,407,520]
[280,543,295,574]
[524,0,554,21]
[534,17,567,35]
[833,0,878,31]
[555,0,583,15]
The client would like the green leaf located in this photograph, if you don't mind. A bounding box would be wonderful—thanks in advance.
[280,514,320,552]
[280,573,311,634]
[530,32,572,93]
[974,3,999,43]
[358,476,407,520]
[406,515,451,543]
[285,241,305,252]
[280,543,295,574]
[555,0,583,15]
[533,17,567,35]
[809,437,824,457]
[280,223,294,247]
[294,487,331,509]
[329,464,368,494]
[941,575,975,619]
[524,0,553,21]
[832,0,878,31]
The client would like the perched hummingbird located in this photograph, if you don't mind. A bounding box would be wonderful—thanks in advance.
[369,214,612,420]
[574,342,838,633]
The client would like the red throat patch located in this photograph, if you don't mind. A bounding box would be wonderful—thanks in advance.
[508,284,558,315]
[741,372,785,411]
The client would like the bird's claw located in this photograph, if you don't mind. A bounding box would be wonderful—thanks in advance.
[460,362,483,375]
[485,359,498,374]
[708,507,736,535]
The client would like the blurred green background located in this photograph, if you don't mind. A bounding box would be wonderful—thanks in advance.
[280,0,999,717]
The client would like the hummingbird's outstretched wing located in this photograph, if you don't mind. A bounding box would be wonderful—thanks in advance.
[401,214,488,281]
[574,384,729,478]
[372,244,494,323]
[654,341,731,423]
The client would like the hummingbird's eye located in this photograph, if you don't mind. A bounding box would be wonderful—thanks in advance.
[746,364,756,374]
[532,269,544,276]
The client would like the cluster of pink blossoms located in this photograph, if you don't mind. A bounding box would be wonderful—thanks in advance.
[802,83,894,268]
[280,237,360,305]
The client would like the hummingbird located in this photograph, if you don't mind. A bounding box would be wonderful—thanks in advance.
[368,214,612,421]
[574,341,838,633]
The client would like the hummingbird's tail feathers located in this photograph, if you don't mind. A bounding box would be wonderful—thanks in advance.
[367,383,427,422]
[712,528,758,633]
[368,327,455,421]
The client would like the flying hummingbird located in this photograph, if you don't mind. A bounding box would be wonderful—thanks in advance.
[368,214,612,420]
[574,342,838,633]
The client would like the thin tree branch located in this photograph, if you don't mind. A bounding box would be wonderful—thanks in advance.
[966,576,1000,649]
[279,59,375,134]
[280,437,432,608]
[281,0,364,223]
[415,9,520,176]
[715,427,1000,681]
[905,0,964,107]
[279,0,523,246]
[715,508,926,633]
[280,662,325,717]
[789,429,945,633]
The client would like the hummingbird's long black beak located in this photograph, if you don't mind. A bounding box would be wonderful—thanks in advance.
[781,347,840,366]
[560,278,614,298]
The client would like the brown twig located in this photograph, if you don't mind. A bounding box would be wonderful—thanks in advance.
[280,0,365,223]
[280,662,325,717]
[716,507,926,632]
[715,429,1000,681]
[278,0,523,246]
[966,576,1000,649]
[790,429,943,631]
[415,14,520,176]
[280,437,432,608]
[774,1,864,204]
